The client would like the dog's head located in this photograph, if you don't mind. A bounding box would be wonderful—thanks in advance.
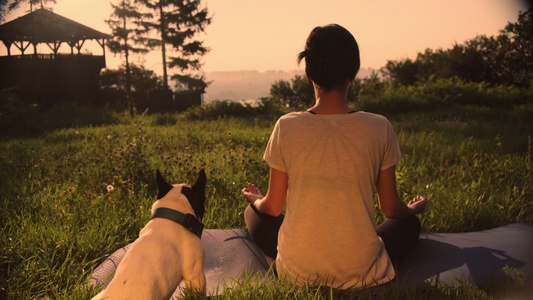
[156,169,207,221]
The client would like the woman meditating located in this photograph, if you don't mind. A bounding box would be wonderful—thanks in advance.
[242,24,427,290]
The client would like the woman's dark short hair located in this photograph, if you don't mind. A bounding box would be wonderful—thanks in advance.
[297,24,360,91]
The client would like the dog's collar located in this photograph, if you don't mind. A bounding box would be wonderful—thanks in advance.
[150,207,204,238]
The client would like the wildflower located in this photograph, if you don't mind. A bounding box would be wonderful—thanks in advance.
[440,168,445,173]
[429,133,434,137]
[469,136,474,141]
[461,166,466,171]
[445,159,451,165]
[206,145,211,150]
[106,185,114,192]
[107,135,112,139]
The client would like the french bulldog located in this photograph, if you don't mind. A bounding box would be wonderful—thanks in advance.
[92,169,207,299]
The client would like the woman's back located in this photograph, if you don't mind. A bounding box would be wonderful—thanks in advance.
[264,111,401,288]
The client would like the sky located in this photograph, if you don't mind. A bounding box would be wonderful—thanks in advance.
[1,0,530,73]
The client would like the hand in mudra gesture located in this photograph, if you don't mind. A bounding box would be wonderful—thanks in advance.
[242,183,264,204]
[408,195,428,214]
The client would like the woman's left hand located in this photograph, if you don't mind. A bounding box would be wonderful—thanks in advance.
[408,195,428,214]
[242,183,264,204]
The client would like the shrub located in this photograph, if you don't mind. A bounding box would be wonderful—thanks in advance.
[183,99,286,121]
[0,92,117,138]
[356,77,529,115]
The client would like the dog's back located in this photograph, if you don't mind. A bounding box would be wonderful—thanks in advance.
[93,221,204,299]
[92,170,207,299]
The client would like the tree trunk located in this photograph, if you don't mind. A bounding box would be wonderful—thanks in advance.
[122,2,133,117]
[159,1,169,91]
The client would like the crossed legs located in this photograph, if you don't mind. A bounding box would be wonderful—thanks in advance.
[244,204,421,266]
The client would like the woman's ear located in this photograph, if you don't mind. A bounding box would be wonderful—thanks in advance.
[305,69,315,86]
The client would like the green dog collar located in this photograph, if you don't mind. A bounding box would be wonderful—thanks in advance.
[150,207,204,238]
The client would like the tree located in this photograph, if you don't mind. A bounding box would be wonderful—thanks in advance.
[0,0,56,21]
[383,58,419,86]
[100,64,164,110]
[100,64,163,92]
[270,79,294,107]
[383,9,533,88]
[269,75,314,108]
[359,71,385,98]
[502,8,533,87]
[106,0,149,115]
[135,0,211,92]
[290,75,314,108]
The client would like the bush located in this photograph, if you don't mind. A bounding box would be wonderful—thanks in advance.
[183,99,286,121]
[0,92,117,138]
[356,77,530,115]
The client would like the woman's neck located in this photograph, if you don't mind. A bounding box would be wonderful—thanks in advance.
[308,82,354,115]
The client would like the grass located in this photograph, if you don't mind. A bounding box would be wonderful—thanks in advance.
[0,99,532,299]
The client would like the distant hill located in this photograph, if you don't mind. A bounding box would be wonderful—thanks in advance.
[203,67,377,102]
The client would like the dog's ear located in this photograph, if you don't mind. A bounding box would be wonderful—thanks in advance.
[156,170,174,199]
[182,169,207,220]
[192,169,206,195]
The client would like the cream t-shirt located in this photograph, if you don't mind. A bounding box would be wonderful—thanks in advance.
[263,111,401,289]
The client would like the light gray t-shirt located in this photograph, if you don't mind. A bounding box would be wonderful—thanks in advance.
[264,111,401,289]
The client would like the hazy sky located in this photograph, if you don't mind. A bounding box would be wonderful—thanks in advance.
[2,0,530,73]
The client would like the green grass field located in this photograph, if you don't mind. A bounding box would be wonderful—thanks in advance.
[1,99,532,299]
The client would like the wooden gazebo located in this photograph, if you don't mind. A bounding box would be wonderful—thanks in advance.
[0,8,111,104]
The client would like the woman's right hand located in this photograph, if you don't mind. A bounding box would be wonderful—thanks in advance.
[242,183,264,204]
[408,195,428,214]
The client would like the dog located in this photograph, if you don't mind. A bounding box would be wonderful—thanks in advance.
[92,169,207,299]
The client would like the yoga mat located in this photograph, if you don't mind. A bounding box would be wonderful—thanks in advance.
[90,223,533,297]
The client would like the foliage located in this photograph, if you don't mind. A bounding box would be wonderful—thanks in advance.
[106,0,150,115]
[269,74,314,108]
[135,0,211,92]
[268,71,384,109]
[383,9,533,88]
[503,8,533,86]
[183,98,285,121]
[357,71,385,99]
[0,92,118,138]
[106,0,148,57]
[100,64,164,93]
[100,64,166,111]
[0,0,56,21]
[356,76,532,115]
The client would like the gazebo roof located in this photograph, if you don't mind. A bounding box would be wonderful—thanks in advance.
[0,8,111,43]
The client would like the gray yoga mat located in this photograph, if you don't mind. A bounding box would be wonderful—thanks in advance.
[90,223,533,297]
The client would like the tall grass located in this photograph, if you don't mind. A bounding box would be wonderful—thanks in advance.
[1,97,532,299]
